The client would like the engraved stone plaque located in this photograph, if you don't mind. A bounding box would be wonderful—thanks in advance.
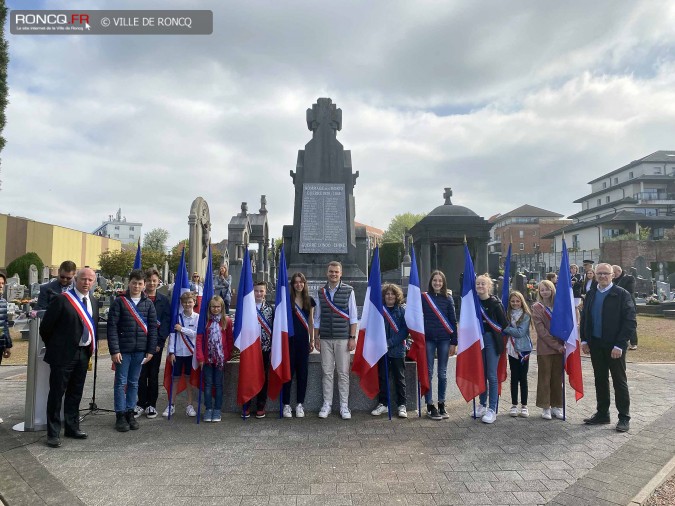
[299,183,348,253]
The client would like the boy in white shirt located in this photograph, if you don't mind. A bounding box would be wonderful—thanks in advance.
[163,292,199,417]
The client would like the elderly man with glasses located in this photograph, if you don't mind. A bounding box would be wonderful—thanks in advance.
[37,260,77,310]
[580,263,637,432]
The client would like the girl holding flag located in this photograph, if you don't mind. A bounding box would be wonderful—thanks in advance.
[422,270,457,421]
[196,295,233,422]
[532,280,564,420]
[282,272,315,418]
[475,274,508,424]
[371,283,409,418]
[504,291,533,418]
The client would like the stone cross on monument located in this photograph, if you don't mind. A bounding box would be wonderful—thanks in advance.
[444,187,453,205]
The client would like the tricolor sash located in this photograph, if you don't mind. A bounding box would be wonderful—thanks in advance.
[294,303,310,332]
[120,296,148,335]
[480,306,503,335]
[422,292,454,334]
[257,307,272,336]
[178,314,195,354]
[534,302,553,320]
[508,335,531,364]
[321,287,350,321]
[382,307,400,333]
[64,291,96,352]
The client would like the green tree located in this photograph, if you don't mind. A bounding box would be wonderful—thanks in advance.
[141,248,167,271]
[168,240,189,273]
[143,228,169,252]
[98,250,135,278]
[6,252,44,286]
[383,212,426,242]
[0,4,9,191]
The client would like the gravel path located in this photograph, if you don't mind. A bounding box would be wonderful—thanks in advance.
[645,473,675,506]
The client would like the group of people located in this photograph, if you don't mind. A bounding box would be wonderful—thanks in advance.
[535,260,637,432]
[31,255,637,448]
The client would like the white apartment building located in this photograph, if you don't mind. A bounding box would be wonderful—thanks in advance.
[545,151,675,251]
[92,208,142,244]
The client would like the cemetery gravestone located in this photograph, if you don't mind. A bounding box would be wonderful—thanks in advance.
[28,265,38,286]
[41,265,50,283]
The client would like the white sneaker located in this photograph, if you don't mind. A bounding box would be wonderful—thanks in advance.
[145,406,158,419]
[398,405,407,418]
[371,403,388,416]
[295,404,305,418]
[318,402,331,419]
[471,404,487,418]
[481,408,497,424]
[186,404,197,417]
[509,405,519,417]
[162,404,175,417]
[340,405,351,420]
[520,405,529,418]
[282,405,293,418]
[551,407,564,419]
[542,408,552,420]
[133,405,144,419]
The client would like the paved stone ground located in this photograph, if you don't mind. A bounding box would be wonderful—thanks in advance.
[1,355,675,506]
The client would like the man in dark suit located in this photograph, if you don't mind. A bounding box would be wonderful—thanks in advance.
[580,263,637,433]
[40,267,99,448]
[613,265,638,349]
[37,260,77,310]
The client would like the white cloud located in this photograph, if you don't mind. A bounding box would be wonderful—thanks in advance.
[3,0,675,253]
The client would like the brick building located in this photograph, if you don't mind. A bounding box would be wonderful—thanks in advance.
[489,205,571,260]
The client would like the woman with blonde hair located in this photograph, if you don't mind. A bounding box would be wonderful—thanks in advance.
[474,274,508,424]
[532,280,564,420]
[503,291,533,417]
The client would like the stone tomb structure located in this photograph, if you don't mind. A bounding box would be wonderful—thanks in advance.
[282,98,368,300]
[227,197,270,292]
[410,188,491,296]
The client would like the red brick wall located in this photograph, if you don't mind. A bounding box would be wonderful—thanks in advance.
[601,240,675,267]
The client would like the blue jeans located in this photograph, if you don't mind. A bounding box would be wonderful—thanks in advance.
[479,333,499,411]
[203,365,223,411]
[114,352,145,412]
[425,339,450,404]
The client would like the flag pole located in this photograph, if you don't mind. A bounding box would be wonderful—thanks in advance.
[562,353,567,421]
[384,356,392,421]
[279,395,283,419]
[417,381,422,418]
[167,359,174,421]
[472,397,477,419]
[197,367,203,424]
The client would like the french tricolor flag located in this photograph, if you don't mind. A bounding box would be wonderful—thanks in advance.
[404,247,429,397]
[456,244,487,402]
[233,248,265,406]
[551,238,584,401]
[352,246,388,399]
[268,247,293,400]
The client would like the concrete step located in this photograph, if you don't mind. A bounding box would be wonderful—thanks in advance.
[663,310,675,319]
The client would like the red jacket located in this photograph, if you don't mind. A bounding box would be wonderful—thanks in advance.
[196,317,234,364]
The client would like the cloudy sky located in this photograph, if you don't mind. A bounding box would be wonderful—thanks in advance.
[3,0,675,249]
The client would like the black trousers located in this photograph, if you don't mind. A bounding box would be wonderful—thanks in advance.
[377,356,406,406]
[46,348,89,438]
[282,336,309,405]
[138,348,163,408]
[508,355,529,405]
[255,350,271,411]
[589,339,630,421]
